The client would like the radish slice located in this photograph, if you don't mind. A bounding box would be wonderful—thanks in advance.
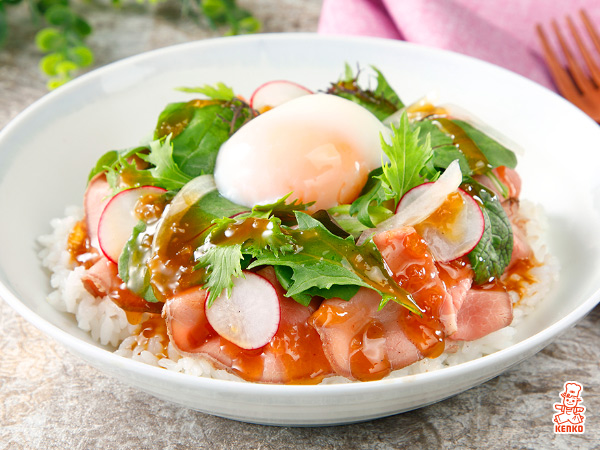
[405,186,485,262]
[84,174,113,251]
[205,271,281,350]
[249,80,312,111]
[98,186,166,263]
[358,160,462,244]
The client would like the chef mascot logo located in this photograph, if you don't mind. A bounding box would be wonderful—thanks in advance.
[553,381,586,434]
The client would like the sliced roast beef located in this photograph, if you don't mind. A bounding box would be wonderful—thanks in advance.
[449,288,513,341]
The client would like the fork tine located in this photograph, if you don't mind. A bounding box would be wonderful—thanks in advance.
[567,15,600,87]
[580,10,600,56]
[536,24,581,100]
[552,19,596,94]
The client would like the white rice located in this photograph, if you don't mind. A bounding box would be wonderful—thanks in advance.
[38,201,559,383]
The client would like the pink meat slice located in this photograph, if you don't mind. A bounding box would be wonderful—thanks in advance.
[474,166,521,201]
[508,224,532,269]
[309,288,421,381]
[84,174,113,251]
[81,256,163,314]
[372,226,455,346]
[437,261,474,337]
[449,289,513,341]
[165,268,333,383]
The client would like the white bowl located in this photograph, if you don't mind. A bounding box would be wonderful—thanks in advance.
[1,34,599,426]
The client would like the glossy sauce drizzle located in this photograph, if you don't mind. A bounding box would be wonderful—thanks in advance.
[349,319,392,381]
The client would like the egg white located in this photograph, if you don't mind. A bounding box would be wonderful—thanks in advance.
[214,93,390,210]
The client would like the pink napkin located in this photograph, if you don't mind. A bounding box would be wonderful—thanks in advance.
[319,0,600,90]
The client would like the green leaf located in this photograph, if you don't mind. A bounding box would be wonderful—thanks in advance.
[237,16,261,33]
[67,46,93,67]
[248,212,419,313]
[327,204,371,238]
[412,119,471,175]
[379,111,433,206]
[465,181,514,284]
[453,120,517,169]
[35,0,68,14]
[140,135,194,191]
[196,244,244,307]
[72,17,92,37]
[0,5,7,48]
[154,100,253,177]
[371,65,404,110]
[177,82,235,101]
[349,167,389,228]
[35,27,65,52]
[44,5,77,27]
[55,60,77,76]
[118,220,160,303]
[88,150,118,181]
[39,52,64,76]
[274,265,359,306]
[247,193,312,224]
[327,65,404,121]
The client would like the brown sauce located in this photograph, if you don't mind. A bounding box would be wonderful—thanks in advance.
[156,99,219,140]
[67,220,98,268]
[498,257,539,303]
[415,191,465,242]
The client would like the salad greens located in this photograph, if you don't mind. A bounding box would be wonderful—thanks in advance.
[326,63,404,121]
[90,65,520,310]
[88,92,254,192]
[462,181,514,284]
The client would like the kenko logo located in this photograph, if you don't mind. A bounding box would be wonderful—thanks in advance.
[553,381,586,434]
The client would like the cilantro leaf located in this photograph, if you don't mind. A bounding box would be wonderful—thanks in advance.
[195,244,244,307]
[176,82,235,101]
[464,181,514,284]
[139,135,194,191]
[195,214,297,306]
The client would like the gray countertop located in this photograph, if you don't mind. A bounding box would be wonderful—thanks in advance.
[1,2,598,448]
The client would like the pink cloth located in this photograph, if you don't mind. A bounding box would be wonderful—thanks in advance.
[319,0,600,90]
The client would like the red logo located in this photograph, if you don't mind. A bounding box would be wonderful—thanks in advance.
[554,381,586,434]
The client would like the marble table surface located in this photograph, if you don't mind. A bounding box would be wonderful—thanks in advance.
[1,2,598,448]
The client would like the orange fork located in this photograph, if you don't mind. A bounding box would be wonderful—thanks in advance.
[536,10,600,122]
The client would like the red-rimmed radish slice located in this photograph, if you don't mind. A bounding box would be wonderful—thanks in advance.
[205,271,281,350]
[98,185,166,263]
[357,160,463,245]
[405,185,484,262]
[249,80,312,111]
[393,160,463,227]
[84,174,113,251]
